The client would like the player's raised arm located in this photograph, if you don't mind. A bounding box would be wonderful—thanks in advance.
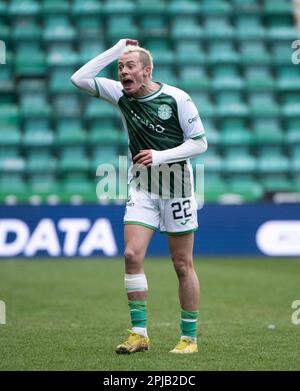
[70,39,139,96]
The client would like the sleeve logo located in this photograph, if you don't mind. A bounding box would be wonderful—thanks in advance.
[158,104,172,120]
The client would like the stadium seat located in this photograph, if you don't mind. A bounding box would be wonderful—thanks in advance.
[201,0,233,15]
[56,119,87,146]
[0,1,7,16]
[261,173,294,193]
[211,65,244,91]
[103,0,135,15]
[0,124,21,147]
[191,93,216,118]
[84,99,116,121]
[290,145,300,173]
[232,0,261,14]
[49,68,76,94]
[88,121,120,146]
[281,93,300,118]
[61,174,96,203]
[257,147,290,174]
[208,41,240,64]
[277,67,300,91]
[252,119,284,145]
[286,119,300,144]
[263,0,293,15]
[170,17,202,40]
[178,66,210,91]
[23,119,54,148]
[220,118,253,146]
[137,0,166,15]
[271,42,295,66]
[176,41,206,65]
[140,16,168,39]
[216,92,249,118]
[235,15,266,40]
[0,173,28,202]
[8,0,40,16]
[0,17,10,41]
[76,16,103,40]
[0,147,25,173]
[52,94,81,119]
[239,41,271,65]
[15,43,46,76]
[58,147,90,173]
[244,66,275,91]
[152,65,178,86]
[20,92,52,119]
[91,145,120,172]
[72,0,103,16]
[248,92,280,117]
[41,0,70,15]
[168,0,201,15]
[47,43,79,67]
[145,39,174,65]
[0,68,14,93]
[43,16,76,42]
[225,175,264,202]
[25,149,56,174]
[203,16,234,40]
[78,40,106,65]
[12,17,42,42]
[106,16,138,42]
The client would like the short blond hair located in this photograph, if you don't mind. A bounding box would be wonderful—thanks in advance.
[121,45,154,75]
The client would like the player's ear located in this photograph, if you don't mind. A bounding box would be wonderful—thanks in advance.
[144,65,152,78]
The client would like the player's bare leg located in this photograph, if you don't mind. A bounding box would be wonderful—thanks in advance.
[168,232,200,353]
[115,224,154,354]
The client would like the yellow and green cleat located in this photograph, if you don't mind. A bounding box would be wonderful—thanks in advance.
[169,337,198,354]
[115,330,150,354]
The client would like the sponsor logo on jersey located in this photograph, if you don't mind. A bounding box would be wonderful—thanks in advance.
[188,114,200,124]
[131,110,165,133]
[158,104,172,120]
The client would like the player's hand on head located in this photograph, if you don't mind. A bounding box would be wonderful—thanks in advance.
[126,39,139,46]
[133,150,153,167]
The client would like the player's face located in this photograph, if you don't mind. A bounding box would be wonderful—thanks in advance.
[118,52,149,95]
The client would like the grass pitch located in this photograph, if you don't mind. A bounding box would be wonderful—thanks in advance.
[0,257,299,371]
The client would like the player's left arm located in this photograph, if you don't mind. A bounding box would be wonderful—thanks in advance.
[134,93,208,166]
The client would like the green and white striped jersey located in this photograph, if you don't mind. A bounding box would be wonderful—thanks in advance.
[94,78,205,197]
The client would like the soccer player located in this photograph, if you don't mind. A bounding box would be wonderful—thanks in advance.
[71,39,208,354]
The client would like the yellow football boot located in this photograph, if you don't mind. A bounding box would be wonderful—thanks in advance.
[169,337,198,354]
[115,330,150,354]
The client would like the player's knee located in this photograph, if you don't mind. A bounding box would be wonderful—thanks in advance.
[124,247,143,270]
[172,255,193,278]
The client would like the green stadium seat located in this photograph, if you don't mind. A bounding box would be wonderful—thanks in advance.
[193,146,223,174]
[76,16,103,40]
[202,119,220,145]
[78,40,106,65]
[268,25,298,41]
[170,17,202,40]
[23,119,54,148]
[103,0,135,15]
[106,16,138,42]
[211,65,244,91]
[204,176,228,203]
[88,121,120,145]
[290,145,300,173]
[178,66,210,91]
[43,16,76,42]
[61,174,96,203]
[41,0,70,15]
[232,0,261,14]
[225,175,263,202]
[152,65,178,86]
[56,119,87,146]
[58,147,90,173]
[0,124,21,147]
[18,78,46,94]
[263,0,293,16]
[26,149,56,174]
[12,18,42,41]
[235,15,266,40]
[0,104,19,125]
[91,146,120,171]
[72,0,102,16]
[271,42,294,66]
[145,39,174,65]
[248,92,280,117]
[168,0,200,15]
[201,0,233,15]
[253,119,284,145]
[0,147,25,173]
[262,174,294,193]
[257,147,290,174]
[0,1,7,16]
[190,93,216,118]
[220,119,253,146]
[49,68,76,94]
[137,0,166,15]
[223,151,257,173]
[176,41,206,65]
[245,66,275,91]
[0,174,28,203]
[0,68,14,93]
[286,119,300,144]
[208,41,240,64]
[239,41,271,65]
[216,92,249,118]
[281,93,300,118]
[52,94,81,119]
[203,16,234,40]
[277,67,300,91]
[8,0,40,16]
[47,43,79,67]
[140,16,168,39]
[15,43,46,76]
[20,92,52,119]
[84,99,116,121]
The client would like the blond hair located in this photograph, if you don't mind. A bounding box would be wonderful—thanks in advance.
[121,45,154,76]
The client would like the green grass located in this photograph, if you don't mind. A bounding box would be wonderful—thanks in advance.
[0,258,299,371]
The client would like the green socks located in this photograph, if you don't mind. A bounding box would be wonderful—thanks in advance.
[128,300,147,328]
[181,309,199,339]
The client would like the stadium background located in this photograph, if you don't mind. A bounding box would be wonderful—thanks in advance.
[0,0,300,371]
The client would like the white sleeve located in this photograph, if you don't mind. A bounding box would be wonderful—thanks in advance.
[178,92,205,140]
[70,39,126,103]
[151,137,208,165]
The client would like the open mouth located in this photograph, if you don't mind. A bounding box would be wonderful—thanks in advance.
[123,79,134,88]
